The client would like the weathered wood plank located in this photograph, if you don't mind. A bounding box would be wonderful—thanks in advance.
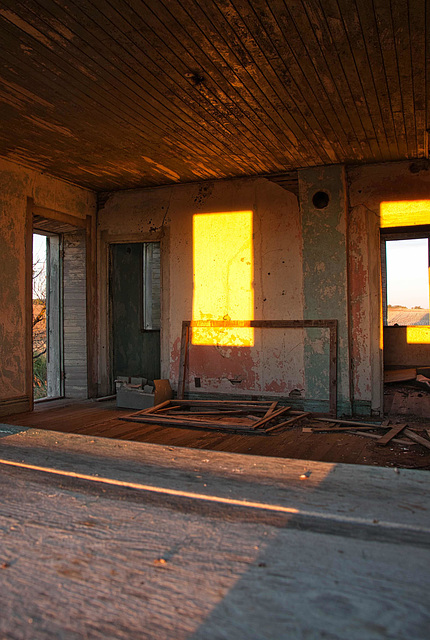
[0,426,429,529]
[377,424,407,446]
[265,412,311,433]
[1,445,429,640]
[207,0,339,163]
[404,429,430,451]
[318,0,383,162]
[0,0,427,189]
[0,0,248,167]
[353,0,399,158]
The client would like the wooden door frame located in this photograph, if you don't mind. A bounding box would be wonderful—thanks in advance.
[99,229,169,396]
[26,198,97,407]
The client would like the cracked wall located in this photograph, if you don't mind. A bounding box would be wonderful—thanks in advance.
[0,157,96,415]
[98,177,309,402]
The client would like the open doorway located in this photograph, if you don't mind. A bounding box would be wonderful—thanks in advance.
[383,237,429,326]
[110,242,161,388]
[381,230,430,417]
[32,232,63,401]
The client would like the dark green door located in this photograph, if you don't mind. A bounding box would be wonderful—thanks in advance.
[111,243,160,382]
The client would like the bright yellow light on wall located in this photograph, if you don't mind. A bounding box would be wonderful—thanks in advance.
[380,200,430,228]
[406,326,430,344]
[192,211,254,346]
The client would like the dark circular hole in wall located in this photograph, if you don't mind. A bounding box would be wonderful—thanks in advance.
[312,191,330,209]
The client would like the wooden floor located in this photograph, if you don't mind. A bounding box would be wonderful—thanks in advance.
[1,427,430,639]
[3,393,430,470]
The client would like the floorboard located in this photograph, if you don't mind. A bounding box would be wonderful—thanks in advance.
[3,396,429,469]
[0,427,429,639]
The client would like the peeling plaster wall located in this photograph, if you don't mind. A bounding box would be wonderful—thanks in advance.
[0,158,96,414]
[299,165,351,415]
[100,163,428,414]
[348,160,430,413]
[98,178,308,402]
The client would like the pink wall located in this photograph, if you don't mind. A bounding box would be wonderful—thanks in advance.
[98,177,305,398]
[0,158,95,414]
[348,160,430,412]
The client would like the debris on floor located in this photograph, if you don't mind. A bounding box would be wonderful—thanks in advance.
[121,399,310,435]
[304,417,430,451]
[119,391,430,465]
[384,368,417,383]
[116,378,173,410]
[416,375,430,391]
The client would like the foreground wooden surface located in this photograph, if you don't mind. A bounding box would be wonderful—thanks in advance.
[1,425,429,639]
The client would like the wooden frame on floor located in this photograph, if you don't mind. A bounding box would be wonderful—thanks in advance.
[177,319,338,417]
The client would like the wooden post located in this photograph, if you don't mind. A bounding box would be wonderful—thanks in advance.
[25,197,34,412]
[86,214,98,398]
[177,321,190,399]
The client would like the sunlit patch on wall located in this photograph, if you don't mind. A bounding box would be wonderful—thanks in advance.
[192,211,254,346]
[406,326,430,344]
[380,200,430,228]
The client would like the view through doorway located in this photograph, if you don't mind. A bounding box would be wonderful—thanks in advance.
[32,232,63,400]
[384,236,430,326]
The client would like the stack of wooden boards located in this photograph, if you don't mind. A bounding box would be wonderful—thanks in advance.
[304,418,430,449]
[121,399,310,435]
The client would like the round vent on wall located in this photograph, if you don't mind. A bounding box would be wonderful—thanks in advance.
[312,191,330,209]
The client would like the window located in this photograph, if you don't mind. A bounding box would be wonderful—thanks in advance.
[382,234,430,327]
[142,242,161,330]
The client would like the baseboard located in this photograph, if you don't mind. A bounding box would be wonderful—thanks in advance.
[180,391,353,417]
[0,395,31,417]
[351,400,373,417]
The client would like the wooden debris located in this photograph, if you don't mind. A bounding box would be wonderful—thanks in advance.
[376,424,407,446]
[154,379,174,405]
[306,425,390,432]
[264,401,278,418]
[403,429,430,450]
[265,413,311,433]
[305,418,427,448]
[384,368,417,383]
[121,399,308,435]
[348,431,417,446]
[314,418,386,428]
[251,406,291,430]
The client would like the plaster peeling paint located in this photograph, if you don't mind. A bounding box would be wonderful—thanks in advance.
[99,177,303,395]
[347,161,430,412]
[300,164,351,414]
[0,158,95,404]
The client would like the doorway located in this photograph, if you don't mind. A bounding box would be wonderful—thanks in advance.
[110,242,161,385]
[32,232,63,400]
[382,236,429,327]
[381,230,430,367]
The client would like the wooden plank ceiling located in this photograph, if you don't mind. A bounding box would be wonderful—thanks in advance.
[0,0,428,191]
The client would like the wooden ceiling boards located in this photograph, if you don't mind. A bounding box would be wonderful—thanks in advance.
[0,0,428,190]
